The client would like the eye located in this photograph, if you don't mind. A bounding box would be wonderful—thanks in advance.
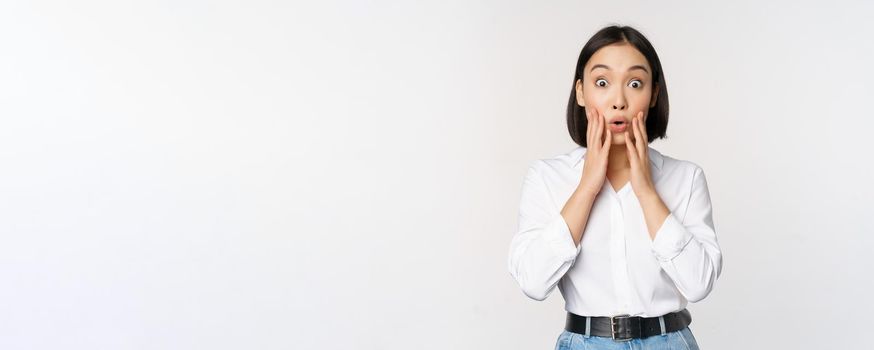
[628,79,643,88]
[595,78,608,87]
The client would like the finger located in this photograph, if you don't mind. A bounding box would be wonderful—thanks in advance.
[638,111,648,142]
[602,128,611,151]
[586,109,593,147]
[595,111,604,150]
[633,115,645,160]
[624,130,637,167]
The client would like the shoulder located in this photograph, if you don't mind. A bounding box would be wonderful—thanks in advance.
[519,147,585,192]
[656,150,708,185]
[660,152,702,171]
[526,146,584,175]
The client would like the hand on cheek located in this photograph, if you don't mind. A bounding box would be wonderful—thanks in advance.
[624,111,657,198]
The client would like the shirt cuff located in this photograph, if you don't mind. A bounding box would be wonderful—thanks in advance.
[544,213,582,261]
[650,213,694,261]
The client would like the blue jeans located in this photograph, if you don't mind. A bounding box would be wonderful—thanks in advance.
[554,326,700,350]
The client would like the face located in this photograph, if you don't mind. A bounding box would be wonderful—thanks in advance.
[575,42,659,146]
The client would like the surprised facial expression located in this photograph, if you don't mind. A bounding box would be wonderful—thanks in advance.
[576,42,658,146]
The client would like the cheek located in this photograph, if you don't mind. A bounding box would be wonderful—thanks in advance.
[583,87,610,104]
[629,92,652,110]
[582,90,608,108]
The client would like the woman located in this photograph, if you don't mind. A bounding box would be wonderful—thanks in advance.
[507,25,723,350]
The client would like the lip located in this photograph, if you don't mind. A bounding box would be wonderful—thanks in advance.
[608,118,629,133]
[609,123,627,133]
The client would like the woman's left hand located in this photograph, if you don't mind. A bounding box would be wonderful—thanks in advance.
[625,111,658,199]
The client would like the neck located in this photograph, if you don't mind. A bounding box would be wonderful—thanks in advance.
[607,145,630,173]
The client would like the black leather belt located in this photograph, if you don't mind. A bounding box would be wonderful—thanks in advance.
[565,308,692,342]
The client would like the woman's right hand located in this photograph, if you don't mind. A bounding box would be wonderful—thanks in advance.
[578,107,612,195]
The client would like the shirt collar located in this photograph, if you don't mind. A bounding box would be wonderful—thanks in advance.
[571,145,664,170]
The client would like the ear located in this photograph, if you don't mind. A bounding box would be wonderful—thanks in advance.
[649,84,659,108]
[575,79,585,107]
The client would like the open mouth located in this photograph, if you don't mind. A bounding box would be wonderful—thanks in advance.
[608,120,628,133]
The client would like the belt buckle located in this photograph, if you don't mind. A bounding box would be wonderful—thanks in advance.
[610,314,633,342]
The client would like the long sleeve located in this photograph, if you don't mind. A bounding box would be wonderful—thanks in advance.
[650,166,724,303]
[508,160,583,301]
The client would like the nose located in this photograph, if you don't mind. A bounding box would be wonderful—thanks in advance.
[611,90,627,111]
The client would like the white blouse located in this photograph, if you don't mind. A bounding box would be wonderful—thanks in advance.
[507,145,723,317]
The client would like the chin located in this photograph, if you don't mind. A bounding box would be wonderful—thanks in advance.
[611,133,634,144]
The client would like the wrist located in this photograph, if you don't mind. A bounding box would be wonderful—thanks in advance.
[576,185,601,198]
[637,189,660,202]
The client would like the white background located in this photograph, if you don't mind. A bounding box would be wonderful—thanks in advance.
[1,1,872,349]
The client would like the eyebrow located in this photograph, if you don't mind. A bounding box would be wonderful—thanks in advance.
[590,64,649,74]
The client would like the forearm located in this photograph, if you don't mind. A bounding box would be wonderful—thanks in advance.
[638,190,670,240]
[560,186,599,248]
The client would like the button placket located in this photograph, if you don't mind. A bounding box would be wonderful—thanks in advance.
[608,193,634,314]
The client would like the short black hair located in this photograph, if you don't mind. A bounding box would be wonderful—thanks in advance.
[567,25,669,147]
